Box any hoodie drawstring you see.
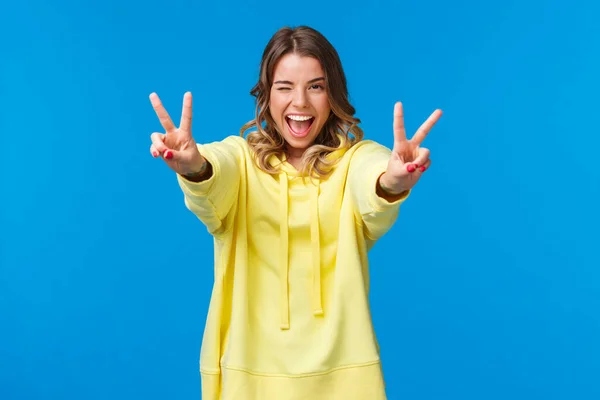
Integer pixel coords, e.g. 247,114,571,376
279,173,290,330
278,172,322,330
309,182,323,317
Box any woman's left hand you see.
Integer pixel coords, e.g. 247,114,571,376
379,102,443,194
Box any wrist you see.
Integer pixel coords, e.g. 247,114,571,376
182,157,211,182
378,172,407,196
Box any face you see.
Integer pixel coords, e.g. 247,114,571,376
269,53,331,158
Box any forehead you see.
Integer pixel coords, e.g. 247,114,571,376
273,53,324,81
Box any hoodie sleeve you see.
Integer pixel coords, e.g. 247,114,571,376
348,141,410,241
176,136,243,236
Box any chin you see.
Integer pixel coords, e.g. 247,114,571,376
284,132,317,150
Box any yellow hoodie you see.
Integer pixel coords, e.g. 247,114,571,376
176,135,409,400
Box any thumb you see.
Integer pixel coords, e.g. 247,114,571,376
162,148,177,160
162,148,189,162
390,150,419,174
162,140,198,162
164,146,206,174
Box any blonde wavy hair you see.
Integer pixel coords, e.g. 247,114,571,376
239,26,364,179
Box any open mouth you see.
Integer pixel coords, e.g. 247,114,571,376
286,115,315,138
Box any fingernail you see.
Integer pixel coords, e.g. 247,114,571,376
406,164,416,173
164,150,173,159
420,166,427,172
152,151,158,158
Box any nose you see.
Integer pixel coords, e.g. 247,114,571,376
292,87,309,108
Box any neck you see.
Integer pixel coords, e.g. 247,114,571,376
285,146,305,161
284,146,306,171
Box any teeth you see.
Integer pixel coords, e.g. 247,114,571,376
287,115,313,121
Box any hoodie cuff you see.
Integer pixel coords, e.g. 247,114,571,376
176,144,220,196
175,143,230,230
367,167,410,213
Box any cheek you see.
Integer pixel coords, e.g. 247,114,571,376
268,101,281,124
317,99,331,119
269,94,286,118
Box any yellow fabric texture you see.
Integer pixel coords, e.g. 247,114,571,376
176,135,409,400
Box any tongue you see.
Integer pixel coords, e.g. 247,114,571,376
289,119,311,133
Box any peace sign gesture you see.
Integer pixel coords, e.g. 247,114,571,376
379,102,443,194
149,92,205,176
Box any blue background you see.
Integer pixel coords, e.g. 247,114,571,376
1,0,599,398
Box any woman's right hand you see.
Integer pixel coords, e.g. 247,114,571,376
149,92,205,176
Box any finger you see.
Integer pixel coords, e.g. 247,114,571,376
419,158,431,172
411,109,442,145
413,147,431,168
393,102,407,144
149,92,176,133
150,132,169,154
408,158,431,177
179,92,193,135
150,144,160,158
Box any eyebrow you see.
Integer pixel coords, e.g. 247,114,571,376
273,77,325,85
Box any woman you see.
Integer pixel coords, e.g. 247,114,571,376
149,25,441,400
